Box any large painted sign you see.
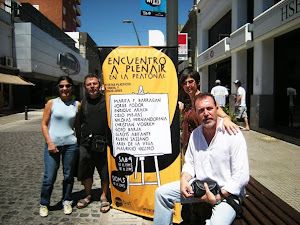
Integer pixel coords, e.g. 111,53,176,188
100,46,181,223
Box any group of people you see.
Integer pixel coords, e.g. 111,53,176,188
38,67,250,225
39,74,111,217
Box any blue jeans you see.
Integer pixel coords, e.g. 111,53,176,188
40,143,78,206
153,181,237,225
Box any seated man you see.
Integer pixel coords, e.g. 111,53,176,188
154,93,249,225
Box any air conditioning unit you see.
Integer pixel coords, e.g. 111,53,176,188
4,57,13,67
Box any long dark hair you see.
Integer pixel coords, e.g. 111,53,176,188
178,67,200,111
179,67,200,86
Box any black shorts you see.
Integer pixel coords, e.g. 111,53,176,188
77,145,109,182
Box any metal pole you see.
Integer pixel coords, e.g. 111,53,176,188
166,0,178,47
123,20,141,46
131,22,141,46
25,106,28,120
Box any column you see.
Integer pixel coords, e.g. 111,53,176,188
251,39,274,128
231,0,247,31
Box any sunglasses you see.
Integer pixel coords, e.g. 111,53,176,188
183,80,195,86
58,84,72,89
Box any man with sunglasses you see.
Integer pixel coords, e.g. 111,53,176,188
76,74,112,213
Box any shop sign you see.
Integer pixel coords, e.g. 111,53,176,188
281,0,300,21
178,33,188,61
57,53,80,75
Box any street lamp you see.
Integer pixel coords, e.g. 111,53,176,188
123,20,141,46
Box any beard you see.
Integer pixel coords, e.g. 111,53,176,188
202,118,216,129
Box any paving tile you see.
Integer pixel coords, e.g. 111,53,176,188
0,109,299,225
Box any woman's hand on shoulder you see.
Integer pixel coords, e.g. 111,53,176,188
222,116,239,135
178,101,184,113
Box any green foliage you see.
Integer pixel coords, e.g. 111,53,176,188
222,104,239,125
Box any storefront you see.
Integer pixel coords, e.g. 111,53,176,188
14,22,88,105
196,0,300,142
251,0,300,138
0,73,35,110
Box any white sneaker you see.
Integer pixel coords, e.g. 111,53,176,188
39,205,48,217
64,204,73,215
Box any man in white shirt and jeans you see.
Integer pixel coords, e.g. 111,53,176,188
211,79,229,108
153,92,249,225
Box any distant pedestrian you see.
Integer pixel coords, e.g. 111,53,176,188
76,74,112,213
287,86,297,127
210,79,229,108
233,80,250,131
39,76,81,217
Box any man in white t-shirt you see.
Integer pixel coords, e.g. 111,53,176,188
233,80,250,131
211,79,229,107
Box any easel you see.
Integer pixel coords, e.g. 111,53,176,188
124,86,162,194
126,155,161,195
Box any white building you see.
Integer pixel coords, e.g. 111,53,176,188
195,0,300,141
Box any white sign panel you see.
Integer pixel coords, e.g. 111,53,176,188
110,93,172,157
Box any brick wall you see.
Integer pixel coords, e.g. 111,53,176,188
18,0,79,31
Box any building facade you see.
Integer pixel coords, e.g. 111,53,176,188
194,0,300,142
0,1,88,110
17,0,81,31
66,32,102,78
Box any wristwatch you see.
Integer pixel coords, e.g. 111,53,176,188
215,195,222,205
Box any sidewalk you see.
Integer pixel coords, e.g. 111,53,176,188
0,109,299,225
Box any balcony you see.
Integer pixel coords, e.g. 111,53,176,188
76,4,81,16
198,37,231,68
76,17,81,27
230,23,253,53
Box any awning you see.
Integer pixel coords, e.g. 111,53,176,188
0,73,35,86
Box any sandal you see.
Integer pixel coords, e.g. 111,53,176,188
100,197,110,213
77,196,92,209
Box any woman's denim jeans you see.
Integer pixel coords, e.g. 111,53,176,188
40,143,78,206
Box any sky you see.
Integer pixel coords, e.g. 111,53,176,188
79,0,194,46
